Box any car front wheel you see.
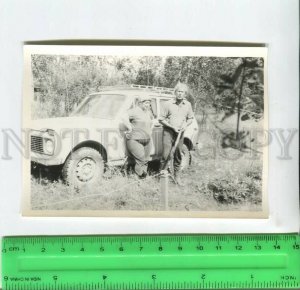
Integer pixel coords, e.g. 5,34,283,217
62,147,105,187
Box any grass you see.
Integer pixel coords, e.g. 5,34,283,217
31,113,264,213
31,147,263,212
31,172,161,211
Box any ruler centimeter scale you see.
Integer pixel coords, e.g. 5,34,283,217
2,234,300,290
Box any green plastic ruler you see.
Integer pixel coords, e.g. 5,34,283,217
2,234,300,290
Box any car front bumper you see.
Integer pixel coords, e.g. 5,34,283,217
31,154,64,166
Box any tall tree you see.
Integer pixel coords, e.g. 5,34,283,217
215,57,264,140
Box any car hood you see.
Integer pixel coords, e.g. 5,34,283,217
30,117,120,132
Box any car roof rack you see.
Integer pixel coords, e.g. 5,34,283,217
130,84,174,94
90,84,175,96
97,85,131,91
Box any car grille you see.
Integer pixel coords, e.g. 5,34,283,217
31,135,43,153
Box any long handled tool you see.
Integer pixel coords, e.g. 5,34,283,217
162,130,184,173
159,128,184,209
159,122,186,208
161,121,186,173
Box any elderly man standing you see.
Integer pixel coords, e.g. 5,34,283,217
159,83,194,185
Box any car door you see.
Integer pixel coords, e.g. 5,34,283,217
150,97,163,158
117,96,136,163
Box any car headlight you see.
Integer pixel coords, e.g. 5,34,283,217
44,138,54,155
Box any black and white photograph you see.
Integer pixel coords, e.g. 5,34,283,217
23,45,268,217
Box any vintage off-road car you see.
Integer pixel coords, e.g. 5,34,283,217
30,85,199,186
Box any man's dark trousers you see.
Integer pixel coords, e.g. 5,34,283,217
162,128,184,172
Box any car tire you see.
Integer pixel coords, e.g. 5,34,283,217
62,147,105,187
180,144,191,171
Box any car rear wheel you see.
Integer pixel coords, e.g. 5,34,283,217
180,144,191,171
62,147,105,187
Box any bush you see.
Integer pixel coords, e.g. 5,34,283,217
208,166,262,204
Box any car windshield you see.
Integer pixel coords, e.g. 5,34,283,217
72,94,127,119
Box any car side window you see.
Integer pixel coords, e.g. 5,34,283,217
159,99,170,117
133,96,140,107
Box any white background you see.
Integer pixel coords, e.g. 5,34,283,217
0,0,299,246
